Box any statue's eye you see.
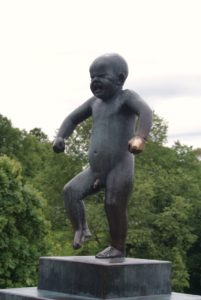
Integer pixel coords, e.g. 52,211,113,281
98,74,106,78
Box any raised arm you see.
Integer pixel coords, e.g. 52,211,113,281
53,97,94,153
125,90,153,154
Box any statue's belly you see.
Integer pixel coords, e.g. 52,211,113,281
88,137,128,174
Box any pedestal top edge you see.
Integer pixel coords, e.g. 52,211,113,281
39,256,171,266
0,289,201,300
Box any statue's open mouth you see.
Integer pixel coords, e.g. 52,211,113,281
92,82,103,93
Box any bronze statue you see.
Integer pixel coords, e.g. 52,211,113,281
53,53,152,258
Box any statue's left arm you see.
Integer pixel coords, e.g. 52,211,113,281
125,90,153,154
53,97,94,153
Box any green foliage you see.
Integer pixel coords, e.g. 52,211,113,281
33,119,93,230
0,115,51,179
1,113,201,294
66,118,92,162
126,137,201,292
33,151,83,229
0,156,51,288
149,112,168,144
0,115,23,159
29,128,48,142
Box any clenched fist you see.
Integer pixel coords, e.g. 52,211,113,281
53,137,65,153
128,136,145,154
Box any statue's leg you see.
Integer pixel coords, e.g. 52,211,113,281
96,156,134,258
63,168,102,249
78,201,92,242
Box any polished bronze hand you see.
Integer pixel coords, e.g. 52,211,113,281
128,136,145,154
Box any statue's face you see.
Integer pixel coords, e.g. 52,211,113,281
90,59,120,100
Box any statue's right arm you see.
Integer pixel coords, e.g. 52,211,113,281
53,97,94,153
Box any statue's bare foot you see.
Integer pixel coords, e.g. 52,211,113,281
81,228,92,243
95,246,125,259
73,230,83,249
73,228,92,249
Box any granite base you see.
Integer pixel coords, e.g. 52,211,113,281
38,256,171,298
3,256,200,300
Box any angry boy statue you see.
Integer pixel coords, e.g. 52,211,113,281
53,53,152,259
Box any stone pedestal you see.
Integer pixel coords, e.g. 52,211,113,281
1,288,201,300
38,256,171,298
0,256,200,300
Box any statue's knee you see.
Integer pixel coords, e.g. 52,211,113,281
63,184,73,201
105,199,118,209
63,185,75,211
105,197,127,214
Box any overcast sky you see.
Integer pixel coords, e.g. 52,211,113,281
0,0,200,148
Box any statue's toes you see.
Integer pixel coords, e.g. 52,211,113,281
73,230,83,249
81,228,92,243
95,246,125,259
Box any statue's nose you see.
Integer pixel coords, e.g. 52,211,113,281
92,76,101,83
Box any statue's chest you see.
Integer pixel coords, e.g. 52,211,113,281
92,98,123,120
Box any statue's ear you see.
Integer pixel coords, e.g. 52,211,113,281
118,73,125,85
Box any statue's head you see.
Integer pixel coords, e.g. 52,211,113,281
89,53,129,100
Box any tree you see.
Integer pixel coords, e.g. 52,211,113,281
126,137,201,292
29,128,48,143
0,115,51,180
0,156,51,288
149,112,168,145
0,115,23,159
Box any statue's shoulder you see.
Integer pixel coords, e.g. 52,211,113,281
84,96,98,108
122,89,145,106
121,89,138,105
123,89,140,99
